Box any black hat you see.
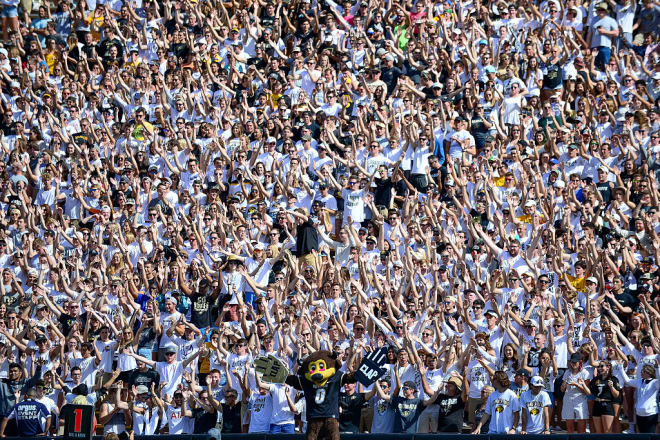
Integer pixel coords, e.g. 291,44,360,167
515,369,530,379
73,384,89,396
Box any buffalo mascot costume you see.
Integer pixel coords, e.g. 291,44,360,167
255,350,357,440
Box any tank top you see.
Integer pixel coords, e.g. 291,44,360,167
103,402,126,434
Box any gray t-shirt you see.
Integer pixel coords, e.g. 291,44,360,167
591,15,618,48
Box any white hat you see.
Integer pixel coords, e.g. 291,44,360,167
164,295,178,305
530,376,544,387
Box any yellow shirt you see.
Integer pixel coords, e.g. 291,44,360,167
132,121,154,141
198,341,215,374
45,52,60,75
87,14,106,42
516,214,546,224
565,273,586,291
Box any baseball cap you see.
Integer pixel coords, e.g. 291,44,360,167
530,376,544,387
402,380,417,390
484,310,498,319
136,385,150,395
516,369,530,379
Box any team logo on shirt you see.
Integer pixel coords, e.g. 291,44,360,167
527,400,542,416
493,397,510,413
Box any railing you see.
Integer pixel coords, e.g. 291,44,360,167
6,434,660,440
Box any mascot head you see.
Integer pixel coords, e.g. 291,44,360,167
299,350,341,387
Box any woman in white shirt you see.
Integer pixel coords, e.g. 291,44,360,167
501,82,527,127
617,363,660,433
560,352,591,433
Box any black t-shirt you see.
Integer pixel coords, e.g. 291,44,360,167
589,376,621,401
289,372,344,420
381,66,403,94
607,290,638,311
295,220,319,257
596,182,613,204
221,403,242,433
192,407,217,434
374,178,395,207
338,391,365,433
59,312,87,336
436,393,465,433
470,115,490,146
391,395,424,433
542,61,563,89
122,368,160,390
60,403,94,436
189,291,213,328
295,30,315,47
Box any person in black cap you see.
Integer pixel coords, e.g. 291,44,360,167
560,352,591,433
512,369,530,398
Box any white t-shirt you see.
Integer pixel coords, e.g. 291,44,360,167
166,406,192,434
155,361,184,397
248,393,273,432
341,188,366,223
520,389,551,433
562,368,591,401
486,388,521,433
467,359,493,398
96,340,117,372
228,352,253,398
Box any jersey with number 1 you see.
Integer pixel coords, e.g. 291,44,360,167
291,372,344,420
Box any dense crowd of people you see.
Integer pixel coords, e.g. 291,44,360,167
0,0,659,436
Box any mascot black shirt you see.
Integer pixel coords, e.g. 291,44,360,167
294,372,344,420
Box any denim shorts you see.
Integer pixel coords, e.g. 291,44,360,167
1,6,18,18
